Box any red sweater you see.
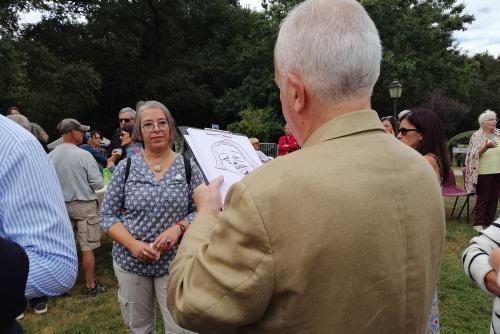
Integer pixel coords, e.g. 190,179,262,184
278,135,300,156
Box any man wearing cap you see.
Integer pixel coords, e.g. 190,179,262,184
49,118,106,297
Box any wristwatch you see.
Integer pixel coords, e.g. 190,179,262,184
176,223,186,235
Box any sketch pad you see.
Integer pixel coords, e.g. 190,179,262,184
179,126,262,205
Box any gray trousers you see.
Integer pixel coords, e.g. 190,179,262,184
113,261,194,334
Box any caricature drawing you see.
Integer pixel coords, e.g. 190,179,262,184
211,139,259,176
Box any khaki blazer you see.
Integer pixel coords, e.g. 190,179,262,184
167,110,445,334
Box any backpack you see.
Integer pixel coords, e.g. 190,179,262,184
120,153,192,211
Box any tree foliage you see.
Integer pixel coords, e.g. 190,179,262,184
227,107,283,142
1,0,500,141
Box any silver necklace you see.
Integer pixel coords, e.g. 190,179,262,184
143,153,171,172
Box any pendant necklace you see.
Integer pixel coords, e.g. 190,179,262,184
143,153,171,173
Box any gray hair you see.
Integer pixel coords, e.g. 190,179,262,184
398,110,412,121
478,109,497,126
7,114,31,130
132,100,176,145
30,123,49,143
274,0,381,104
119,107,136,118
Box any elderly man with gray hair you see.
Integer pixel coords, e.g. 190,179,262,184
106,106,136,158
166,0,445,333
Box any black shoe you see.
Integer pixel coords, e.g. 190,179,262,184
29,296,48,314
85,282,107,297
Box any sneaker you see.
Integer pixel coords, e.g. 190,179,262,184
473,225,484,232
85,282,107,297
15,313,24,321
29,296,48,314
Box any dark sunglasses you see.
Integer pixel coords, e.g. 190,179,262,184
119,132,129,138
119,118,131,123
398,127,418,135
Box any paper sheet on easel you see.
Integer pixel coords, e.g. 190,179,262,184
181,127,262,204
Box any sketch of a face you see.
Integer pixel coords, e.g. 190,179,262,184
211,139,258,176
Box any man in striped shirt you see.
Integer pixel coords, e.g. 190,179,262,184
0,115,78,316
463,219,500,334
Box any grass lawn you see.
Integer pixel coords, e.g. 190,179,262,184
21,179,495,333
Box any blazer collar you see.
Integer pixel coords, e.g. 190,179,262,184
303,110,386,148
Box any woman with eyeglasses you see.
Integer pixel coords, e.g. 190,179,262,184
380,116,398,136
119,123,143,159
105,124,142,168
465,110,500,231
397,108,450,334
106,107,136,158
100,100,203,333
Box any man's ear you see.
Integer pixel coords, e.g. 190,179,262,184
286,73,306,114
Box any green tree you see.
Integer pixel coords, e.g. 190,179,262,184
227,107,283,142
361,0,474,116
11,40,101,136
4,0,499,141
0,37,24,109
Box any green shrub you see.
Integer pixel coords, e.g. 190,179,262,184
447,130,475,149
447,130,475,166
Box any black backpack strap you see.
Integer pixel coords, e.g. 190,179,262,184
182,153,191,185
124,157,131,182
121,158,131,211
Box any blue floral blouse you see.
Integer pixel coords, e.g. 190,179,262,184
100,153,204,277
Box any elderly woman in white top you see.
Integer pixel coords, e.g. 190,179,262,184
465,109,500,230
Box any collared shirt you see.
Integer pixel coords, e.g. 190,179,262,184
0,116,78,298
49,143,104,202
100,153,204,277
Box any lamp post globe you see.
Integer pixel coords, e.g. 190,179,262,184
389,80,403,118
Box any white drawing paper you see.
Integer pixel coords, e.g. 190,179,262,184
184,127,262,204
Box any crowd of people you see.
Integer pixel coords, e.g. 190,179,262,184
1,0,500,333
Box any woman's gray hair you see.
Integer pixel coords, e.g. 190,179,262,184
478,109,497,126
7,114,31,131
119,107,136,118
132,100,176,146
274,0,381,104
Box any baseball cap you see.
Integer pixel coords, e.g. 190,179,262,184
57,118,90,135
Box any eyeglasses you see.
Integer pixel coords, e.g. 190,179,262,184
381,116,395,121
398,127,418,136
142,120,169,132
119,118,132,123
119,132,129,138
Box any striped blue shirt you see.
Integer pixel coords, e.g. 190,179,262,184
0,115,78,298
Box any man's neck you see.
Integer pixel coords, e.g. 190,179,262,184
62,134,79,145
297,97,371,144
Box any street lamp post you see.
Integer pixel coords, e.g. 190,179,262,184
388,80,403,118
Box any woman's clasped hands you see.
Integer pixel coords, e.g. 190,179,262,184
130,240,161,263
